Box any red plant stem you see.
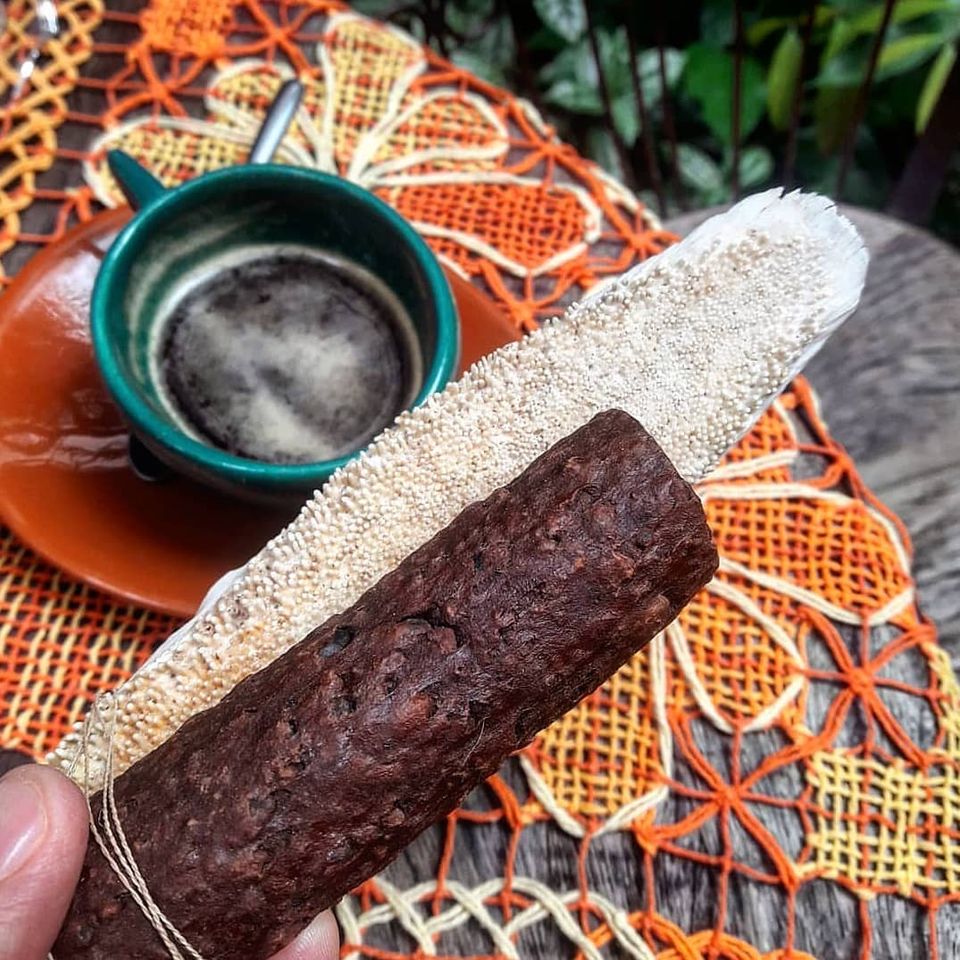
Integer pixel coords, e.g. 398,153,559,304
625,11,666,215
585,0,635,187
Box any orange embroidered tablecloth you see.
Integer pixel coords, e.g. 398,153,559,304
0,3,955,959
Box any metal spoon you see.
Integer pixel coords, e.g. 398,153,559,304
2,0,60,109
248,78,305,164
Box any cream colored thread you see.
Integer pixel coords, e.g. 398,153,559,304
312,42,337,171
202,59,332,173
67,697,206,960
520,632,674,838
335,899,363,960
375,878,437,955
667,619,734,734
82,36,533,269
705,449,797,481
411,220,589,278
701,480,911,575
426,881,520,958
518,754,586,838
515,96,552,138
772,398,797,442
719,555,913,628
354,90,507,184
649,633,674,781
342,878,622,959
502,881,604,960
376,170,603,239
336,877,671,959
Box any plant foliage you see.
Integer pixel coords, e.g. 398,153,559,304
353,0,960,236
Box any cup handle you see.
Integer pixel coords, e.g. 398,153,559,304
128,435,173,483
107,149,166,211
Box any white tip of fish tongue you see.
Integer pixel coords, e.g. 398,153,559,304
572,187,868,481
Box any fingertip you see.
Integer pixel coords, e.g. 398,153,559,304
9,764,89,871
0,764,88,960
270,911,340,960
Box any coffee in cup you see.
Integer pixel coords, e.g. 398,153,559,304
152,244,423,465
91,161,459,502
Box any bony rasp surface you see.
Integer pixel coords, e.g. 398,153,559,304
49,188,868,787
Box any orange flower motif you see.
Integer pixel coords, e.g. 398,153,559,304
82,11,642,312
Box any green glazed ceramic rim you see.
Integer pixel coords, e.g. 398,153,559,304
91,165,459,492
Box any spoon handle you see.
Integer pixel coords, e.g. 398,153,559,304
247,78,304,165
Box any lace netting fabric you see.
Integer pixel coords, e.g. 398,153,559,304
0,2,956,957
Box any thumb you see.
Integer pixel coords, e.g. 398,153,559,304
0,764,89,960
269,912,340,960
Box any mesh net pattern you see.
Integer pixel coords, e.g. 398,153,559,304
0,3,956,957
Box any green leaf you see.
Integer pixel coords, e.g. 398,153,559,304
532,0,586,43
543,78,604,114
877,32,947,79
682,44,767,144
738,145,775,187
916,41,957,129
463,15,514,69
527,26,566,52
539,27,634,99
767,28,804,130
748,16,794,45
444,0,495,36
849,0,957,34
596,26,632,98
351,0,403,16
586,127,623,178
408,17,426,42
817,27,871,86
538,38,595,85
824,0,877,13
611,92,639,146
748,7,834,45
700,0,734,47
636,48,685,104
823,17,860,62
450,49,508,87
819,1,960,86
814,83,858,152
677,143,725,195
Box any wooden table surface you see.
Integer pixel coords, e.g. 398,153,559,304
387,206,960,960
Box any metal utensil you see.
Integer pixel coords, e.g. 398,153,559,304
247,78,304,164
2,0,61,108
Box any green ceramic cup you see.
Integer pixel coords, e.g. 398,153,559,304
91,152,459,503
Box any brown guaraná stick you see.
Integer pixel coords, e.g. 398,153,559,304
55,409,718,960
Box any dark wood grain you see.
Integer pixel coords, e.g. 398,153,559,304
383,205,960,958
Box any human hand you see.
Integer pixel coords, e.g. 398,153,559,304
0,763,339,960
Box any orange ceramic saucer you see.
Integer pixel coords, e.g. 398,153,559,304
0,208,519,617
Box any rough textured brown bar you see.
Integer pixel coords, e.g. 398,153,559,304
55,410,718,960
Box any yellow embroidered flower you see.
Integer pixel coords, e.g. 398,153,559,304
84,11,614,294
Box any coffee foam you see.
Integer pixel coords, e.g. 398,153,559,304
150,244,422,464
